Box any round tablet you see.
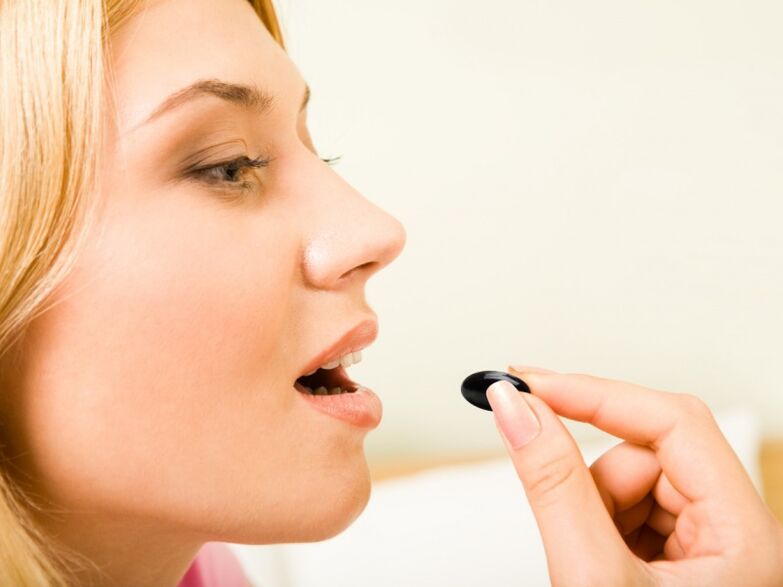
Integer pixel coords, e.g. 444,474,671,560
461,370,530,411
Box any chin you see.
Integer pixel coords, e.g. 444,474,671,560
299,460,373,543
218,454,373,545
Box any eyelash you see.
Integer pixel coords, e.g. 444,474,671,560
189,154,342,194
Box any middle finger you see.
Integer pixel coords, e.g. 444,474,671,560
590,440,661,516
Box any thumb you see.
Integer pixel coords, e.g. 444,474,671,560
487,380,633,585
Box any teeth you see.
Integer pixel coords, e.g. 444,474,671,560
298,385,348,396
316,349,364,372
298,349,366,381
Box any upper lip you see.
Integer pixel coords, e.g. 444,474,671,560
297,317,379,379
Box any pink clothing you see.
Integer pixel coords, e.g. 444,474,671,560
178,543,252,587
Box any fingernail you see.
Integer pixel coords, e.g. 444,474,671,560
508,364,558,374
486,380,541,449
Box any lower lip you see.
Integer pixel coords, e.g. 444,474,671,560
294,384,383,429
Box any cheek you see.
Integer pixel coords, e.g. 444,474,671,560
18,199,297,511
83,201,292,397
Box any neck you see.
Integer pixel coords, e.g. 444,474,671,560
37,510,203,587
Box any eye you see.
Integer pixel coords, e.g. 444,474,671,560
187,155,270,193
322,155,342,167
186,152,341,197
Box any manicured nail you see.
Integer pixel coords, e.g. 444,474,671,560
486,380,541,449
508,364,558,374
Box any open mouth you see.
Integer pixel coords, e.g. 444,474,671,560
295,320,376,397
295,365,359,395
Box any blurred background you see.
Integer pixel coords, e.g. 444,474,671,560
280,0,783,460
232,1,783,584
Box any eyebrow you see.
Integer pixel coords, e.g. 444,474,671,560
131,78,311,131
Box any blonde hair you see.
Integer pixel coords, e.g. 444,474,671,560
0,1,283,583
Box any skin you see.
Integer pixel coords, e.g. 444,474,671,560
488,366,783,586
3,1,775,585
0,0,405,585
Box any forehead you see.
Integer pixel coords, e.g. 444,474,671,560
107,0,297,135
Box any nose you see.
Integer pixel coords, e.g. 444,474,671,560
301,166,406,290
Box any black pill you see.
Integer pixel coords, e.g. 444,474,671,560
461,370,530,411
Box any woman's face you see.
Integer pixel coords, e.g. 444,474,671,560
2,0,405,545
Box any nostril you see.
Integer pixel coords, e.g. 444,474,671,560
340,260,377,281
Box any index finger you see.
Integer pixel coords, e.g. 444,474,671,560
508,367,755,503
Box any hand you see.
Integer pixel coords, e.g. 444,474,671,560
486,365,783,586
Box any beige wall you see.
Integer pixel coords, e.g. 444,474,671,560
280,0,783,460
